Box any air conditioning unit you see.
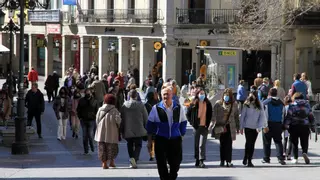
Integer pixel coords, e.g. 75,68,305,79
177,15,189,24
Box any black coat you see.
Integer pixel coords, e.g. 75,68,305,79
25,89,45,113
76,97,98,121
187,100,213,129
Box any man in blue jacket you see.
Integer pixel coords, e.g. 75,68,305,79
290,73,308,99
146,87,187,180
262,88,286,165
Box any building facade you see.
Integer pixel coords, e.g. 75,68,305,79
0,0,253,88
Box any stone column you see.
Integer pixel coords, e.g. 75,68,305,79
28,34,37,72
80,36,85,75
139,38,152,88
162,38,176,82
271,45,277,81
62,35,72,79
45,35,54,78
98,36,109,79
118,37,129,73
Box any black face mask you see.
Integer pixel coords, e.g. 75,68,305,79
85,94,91,99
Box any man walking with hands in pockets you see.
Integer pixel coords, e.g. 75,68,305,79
146,87,187,180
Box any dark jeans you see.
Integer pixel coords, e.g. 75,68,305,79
263,121,284,161
126,137,143,161
81,120,95,153
219,124,232,162
289,125,310,159
54,88,58,98
283,135,293,156
46,90,53,102
27,111,41,135
155,136,182,180
244,128,258,161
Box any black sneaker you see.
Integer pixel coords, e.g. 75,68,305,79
247,161,254,167
72,132,75,138
199,160,206,168
302,153,310,164
91,147,94,152
220,161,225,167
83,152,89,155
279,160,286,165
226,162,233,167
149,157,154,161
38,135,43,139
243,158,248,166
75,135,79,139
261,159,270,163
195,159,200,167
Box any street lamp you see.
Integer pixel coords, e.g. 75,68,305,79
54,39,60,47
0,9,20,108
110,42,116,51
195,45,200,54
72,39,78,49
131,44,136,52
0,0,51,155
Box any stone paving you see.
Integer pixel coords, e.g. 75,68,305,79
0,77,320,180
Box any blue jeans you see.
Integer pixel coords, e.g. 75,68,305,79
81,120,95,153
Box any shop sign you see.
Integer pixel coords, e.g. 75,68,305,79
218,51,236,56
154,42,162,50
46,24,61,34
36,39,46,47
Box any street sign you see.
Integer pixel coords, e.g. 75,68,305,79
63,0,77,5
218,50,236,56
46,24,61,34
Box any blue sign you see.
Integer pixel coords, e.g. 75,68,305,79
63,0,76,5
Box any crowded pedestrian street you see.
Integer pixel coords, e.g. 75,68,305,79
0,78,320,180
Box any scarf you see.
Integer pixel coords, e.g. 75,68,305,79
198,101,207,126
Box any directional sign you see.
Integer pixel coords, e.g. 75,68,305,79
63,0,76,5
218,51,236,56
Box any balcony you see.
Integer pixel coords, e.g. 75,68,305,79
71,9,162,25
292,10,320,26
176,8,240,25
28,10,61,23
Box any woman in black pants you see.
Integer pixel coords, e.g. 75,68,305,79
283,96,293,160
212,88,239,167
284,92,315,164
240,91,266,167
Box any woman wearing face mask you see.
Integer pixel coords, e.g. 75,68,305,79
212,88,239,167
187,89,212,168
53,87,71,141
240,91,266,167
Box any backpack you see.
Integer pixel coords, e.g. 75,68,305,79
258,84,269,101
293,106,309,119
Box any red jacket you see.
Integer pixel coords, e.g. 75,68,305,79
28,69,38,82
115,75,124,89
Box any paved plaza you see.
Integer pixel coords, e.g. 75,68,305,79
0,78,319,180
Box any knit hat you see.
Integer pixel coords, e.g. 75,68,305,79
104,94,116,105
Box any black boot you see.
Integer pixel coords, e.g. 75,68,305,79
220,161,225,167
199,160,206,168
243,156,248,166
195,159,200,167
247,160,254,167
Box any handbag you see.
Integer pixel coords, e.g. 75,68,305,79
213,102,233,135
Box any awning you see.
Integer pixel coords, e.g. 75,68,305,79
0,44,9,53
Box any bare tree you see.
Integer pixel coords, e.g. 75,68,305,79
229,0,320,50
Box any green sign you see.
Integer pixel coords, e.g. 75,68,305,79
218,51,237,56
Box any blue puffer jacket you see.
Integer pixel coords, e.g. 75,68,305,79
146,101,187,139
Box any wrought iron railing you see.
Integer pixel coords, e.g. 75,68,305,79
73,9,162,24
176,8,240,24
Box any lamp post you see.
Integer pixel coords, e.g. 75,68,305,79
0,0,50,155
0,10,20,100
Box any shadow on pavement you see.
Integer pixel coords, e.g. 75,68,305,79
0,177,235,180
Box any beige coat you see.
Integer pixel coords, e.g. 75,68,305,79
0,98,11,120
212,100,239,141
95,104,121,144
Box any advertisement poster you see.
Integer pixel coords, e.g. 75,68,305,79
227,65,235,89
63,0,76,5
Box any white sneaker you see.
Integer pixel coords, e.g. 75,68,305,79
302,153,310,164
129,158,137,169
291,159,298,164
